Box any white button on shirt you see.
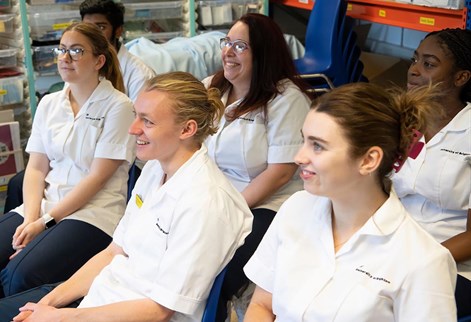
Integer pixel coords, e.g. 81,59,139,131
16,79,136,236
393,103,471,279
203,77,311,212
245,190,457,321
79,146,253,322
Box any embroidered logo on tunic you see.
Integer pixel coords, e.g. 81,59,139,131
156,218,169,235
237,116,254,122
85,114,105,121
355,266,390,284
440,148,470,156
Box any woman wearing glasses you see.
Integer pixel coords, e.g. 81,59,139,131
202,13,312,320
0,22,135,297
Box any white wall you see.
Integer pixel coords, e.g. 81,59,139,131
361,21,428,59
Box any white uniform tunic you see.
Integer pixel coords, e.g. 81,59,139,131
393,103,471,280
203,77,311,211
15,79,135,236
118,44,156,102
245,190,457,322
79,146,253,322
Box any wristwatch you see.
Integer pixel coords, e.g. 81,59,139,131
42,213,56,229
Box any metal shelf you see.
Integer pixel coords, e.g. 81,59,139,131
270,0,467,32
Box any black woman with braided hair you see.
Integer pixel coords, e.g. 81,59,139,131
393,28,471,319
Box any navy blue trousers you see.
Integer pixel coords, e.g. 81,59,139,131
3,170,24,214
216,207,276,321
0,212,111,298
0,282,82,321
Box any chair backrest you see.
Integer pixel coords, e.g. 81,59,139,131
304,0,348,60
202,267,228,322
127,162,141,202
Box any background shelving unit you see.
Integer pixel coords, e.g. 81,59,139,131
270,0,468,32
21,0,268,114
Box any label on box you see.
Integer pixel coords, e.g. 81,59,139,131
0,122,24,186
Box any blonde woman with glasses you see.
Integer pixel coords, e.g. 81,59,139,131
0,22,135,298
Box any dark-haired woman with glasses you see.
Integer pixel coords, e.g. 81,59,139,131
203,13,313,320
0,22,135,298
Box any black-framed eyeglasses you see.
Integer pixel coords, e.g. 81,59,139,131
219,37,250,54
52,47,86,61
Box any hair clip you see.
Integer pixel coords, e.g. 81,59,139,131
392,129,424,173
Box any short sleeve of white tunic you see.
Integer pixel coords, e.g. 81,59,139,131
118,45,156,103
244,191,457,322
203,77,311,211
392,103,471,278
79,146,253,322
21,80,136,236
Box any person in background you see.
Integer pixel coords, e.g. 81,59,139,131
392,28,471,318
0,71,253,322
80,0,156,102
0,22,135,298
244,82,457,321
2,0,156,215
202,13,313,320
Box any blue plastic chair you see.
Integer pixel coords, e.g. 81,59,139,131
296,0,367,90
202,267,228,322
294,0,348,88
459,316,471,322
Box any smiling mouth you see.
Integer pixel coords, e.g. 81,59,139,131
224,62,239,68
136,140,149,145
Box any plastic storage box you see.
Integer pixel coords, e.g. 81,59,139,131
28,0,82,4
0,0,11,10
29,8,80,41
0,46,17,69
32,45,57,74
0,14,16,34
124,1,183,21
0,76,24,106
124,30,184,43
197,0,259,27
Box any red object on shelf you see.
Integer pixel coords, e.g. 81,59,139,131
270,0,467,32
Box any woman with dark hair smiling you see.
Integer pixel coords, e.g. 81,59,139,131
203,13,312,320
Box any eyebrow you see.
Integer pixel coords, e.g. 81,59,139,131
59,43,86,48
300,130,328,144
413,50,441,62
306,135,328,144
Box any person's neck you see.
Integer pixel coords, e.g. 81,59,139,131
426,97,465,140
227,84,249,106
330,184,388,252
68,78,100,115
114,39,121,52
160,144,200,183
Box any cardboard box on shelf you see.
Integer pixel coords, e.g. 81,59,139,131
0,121,24,186
360,51,410,88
